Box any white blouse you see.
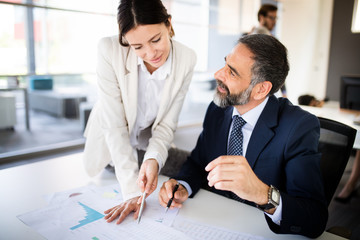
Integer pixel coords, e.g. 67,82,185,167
130,50,173,152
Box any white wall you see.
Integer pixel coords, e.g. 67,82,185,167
277,0,334,104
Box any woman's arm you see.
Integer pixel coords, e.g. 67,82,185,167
96,37,141,201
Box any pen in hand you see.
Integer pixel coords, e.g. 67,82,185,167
137,192,146,224
165,182,180,213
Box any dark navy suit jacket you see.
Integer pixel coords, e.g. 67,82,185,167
176,95,328,238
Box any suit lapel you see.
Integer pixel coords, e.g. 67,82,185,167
218,106,233,155
245,96,279,168
124,49,138,133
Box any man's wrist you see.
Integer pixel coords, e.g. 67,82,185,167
264,207,276,214
176,180,192,197
256,185,280,212
257,184,270,205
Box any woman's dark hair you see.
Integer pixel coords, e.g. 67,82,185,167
117,0,174,46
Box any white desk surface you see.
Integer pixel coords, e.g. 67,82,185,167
0,152,345,240
300,103,360,150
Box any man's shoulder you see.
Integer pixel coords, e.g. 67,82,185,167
277,97,319,125
206,101,230,116
251,26,271,35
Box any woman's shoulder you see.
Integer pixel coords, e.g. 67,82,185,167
172,40,197,63
98,35,116,49
97,35,132,64
97,35,130,54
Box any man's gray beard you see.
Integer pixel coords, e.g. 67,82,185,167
213,84,253,108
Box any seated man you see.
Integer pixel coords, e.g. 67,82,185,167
159,34,328,238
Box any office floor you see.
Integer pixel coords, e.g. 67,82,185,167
0,109,84,156
0,104,360,239
328,154,360,240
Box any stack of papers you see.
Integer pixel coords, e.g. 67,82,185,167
18,184,272,240
18,184,188,240
173,218,271,240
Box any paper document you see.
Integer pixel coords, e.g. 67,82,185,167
44,184,98,205
173,217,273,240
18,184,272,240
18,184,181,239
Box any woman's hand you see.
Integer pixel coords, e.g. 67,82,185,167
104,196,144,224
137,159,159,203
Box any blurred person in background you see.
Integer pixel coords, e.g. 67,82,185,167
250,4,286,98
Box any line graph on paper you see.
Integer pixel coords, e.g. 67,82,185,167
18,184,181,240
70,202,105,230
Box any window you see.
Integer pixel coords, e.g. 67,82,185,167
0,4,27,75
0,0,260,156
0,1,118,155
33,8,117,74
0,1,118,76
166,0,209,71
352,0,360,33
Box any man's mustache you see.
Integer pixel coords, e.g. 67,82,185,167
216,80,229,94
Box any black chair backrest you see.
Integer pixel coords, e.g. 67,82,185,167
340,75,360,110
318,117,356,206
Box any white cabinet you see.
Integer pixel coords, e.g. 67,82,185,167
0,93,16,129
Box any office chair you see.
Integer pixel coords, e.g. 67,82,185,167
318,117,356,239
340,76,360,110
318,117,356,205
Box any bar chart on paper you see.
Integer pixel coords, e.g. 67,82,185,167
70,202,104,230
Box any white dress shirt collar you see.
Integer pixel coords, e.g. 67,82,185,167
228,96,269,157
137,49,172,80
231,96,269,129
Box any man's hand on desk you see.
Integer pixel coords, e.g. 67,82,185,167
104,196,145,224
158,179,189,210
205,156,269,207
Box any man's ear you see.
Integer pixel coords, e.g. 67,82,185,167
259,15,266,25
253,81,272,100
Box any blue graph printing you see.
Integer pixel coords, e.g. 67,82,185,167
70,202,105,230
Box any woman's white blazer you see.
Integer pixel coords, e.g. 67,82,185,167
83,36,196,200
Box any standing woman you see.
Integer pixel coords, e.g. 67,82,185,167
83,0,196,223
